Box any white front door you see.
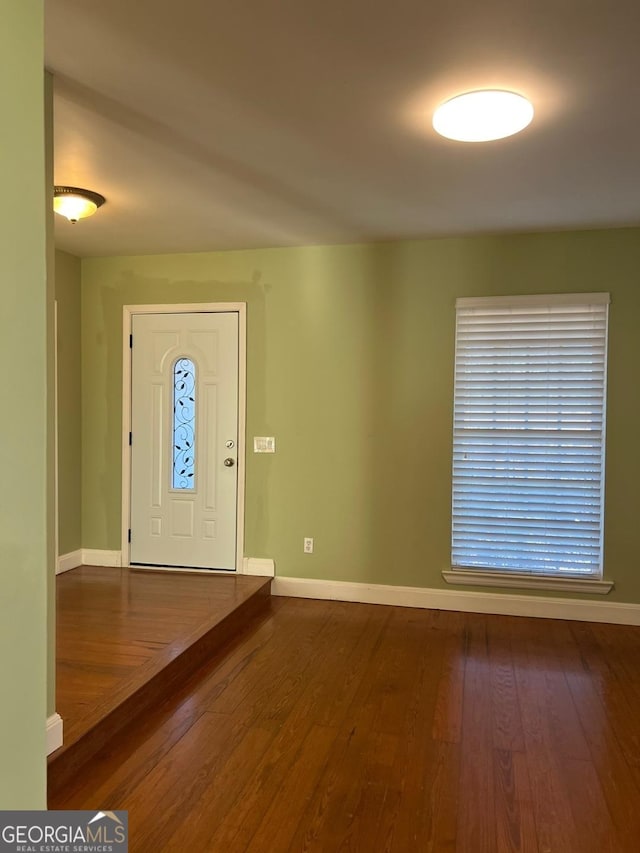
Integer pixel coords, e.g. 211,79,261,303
129,312,239,570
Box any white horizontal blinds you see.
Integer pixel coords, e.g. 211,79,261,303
452,293,609,577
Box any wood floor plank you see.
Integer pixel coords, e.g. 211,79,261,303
52,592,640,852
494,748,539,853
531,622,591,763
380,739,460,853
286,609,410,851
422,740,460,853
431,610,466,744
511,619,583,853
176,605,386,852
203,598,331,714
587,622,640,708
245,724,339,853
556,622,640,851
487,617,525,753
457,614,496,853
50,691,208,810
372,608,432,736
558,757,619,853
379,621,454,851
569,621,640,774
460,614,493,753
126,713,273,853
154,723,280,853
310,604,389,729
309,731,399,853
237,603,368,732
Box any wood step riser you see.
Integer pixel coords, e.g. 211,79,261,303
48,586,271,800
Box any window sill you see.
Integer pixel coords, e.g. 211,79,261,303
442,569,614,595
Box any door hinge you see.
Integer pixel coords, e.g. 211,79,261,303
128,529,132,543
129,333,133,348
129,431,132,446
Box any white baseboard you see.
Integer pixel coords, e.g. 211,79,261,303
125,557,274,576
81,553,272,574
81,549,122,567
242,557,275,577
56,549,83,574
56,549,121,572
130,565,235,575
46,713,63,756
271,576,640,626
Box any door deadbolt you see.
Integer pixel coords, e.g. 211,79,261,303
225,440,235,448
224,457,235,467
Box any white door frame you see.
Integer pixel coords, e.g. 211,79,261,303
121,303,247,573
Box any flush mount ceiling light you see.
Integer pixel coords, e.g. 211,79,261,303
53,186,106,223
433,90,534,142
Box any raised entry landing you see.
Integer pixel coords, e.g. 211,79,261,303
49,566,271,798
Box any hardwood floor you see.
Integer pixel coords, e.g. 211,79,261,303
50,597,640,852
50,567,271,794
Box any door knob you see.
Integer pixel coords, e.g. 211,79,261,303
224,457,235,467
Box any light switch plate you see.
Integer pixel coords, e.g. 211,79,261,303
254,436,276,453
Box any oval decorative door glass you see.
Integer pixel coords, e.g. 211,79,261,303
172,357,196,489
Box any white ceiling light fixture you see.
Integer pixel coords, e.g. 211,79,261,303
53,186,106,223
433,90,534,142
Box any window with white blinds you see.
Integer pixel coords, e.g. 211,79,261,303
452,293,609,578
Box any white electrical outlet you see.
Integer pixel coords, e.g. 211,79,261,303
303,537,314,554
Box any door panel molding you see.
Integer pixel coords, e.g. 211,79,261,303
121,303,247,572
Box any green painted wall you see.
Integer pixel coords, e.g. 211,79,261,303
56,249,82,555
0,0,47,808
81,227,640,603
45,70,57,722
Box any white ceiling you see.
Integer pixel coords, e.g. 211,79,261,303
46,0,640,258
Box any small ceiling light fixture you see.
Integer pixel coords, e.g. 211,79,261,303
433,90,534,142
53,186,106,223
